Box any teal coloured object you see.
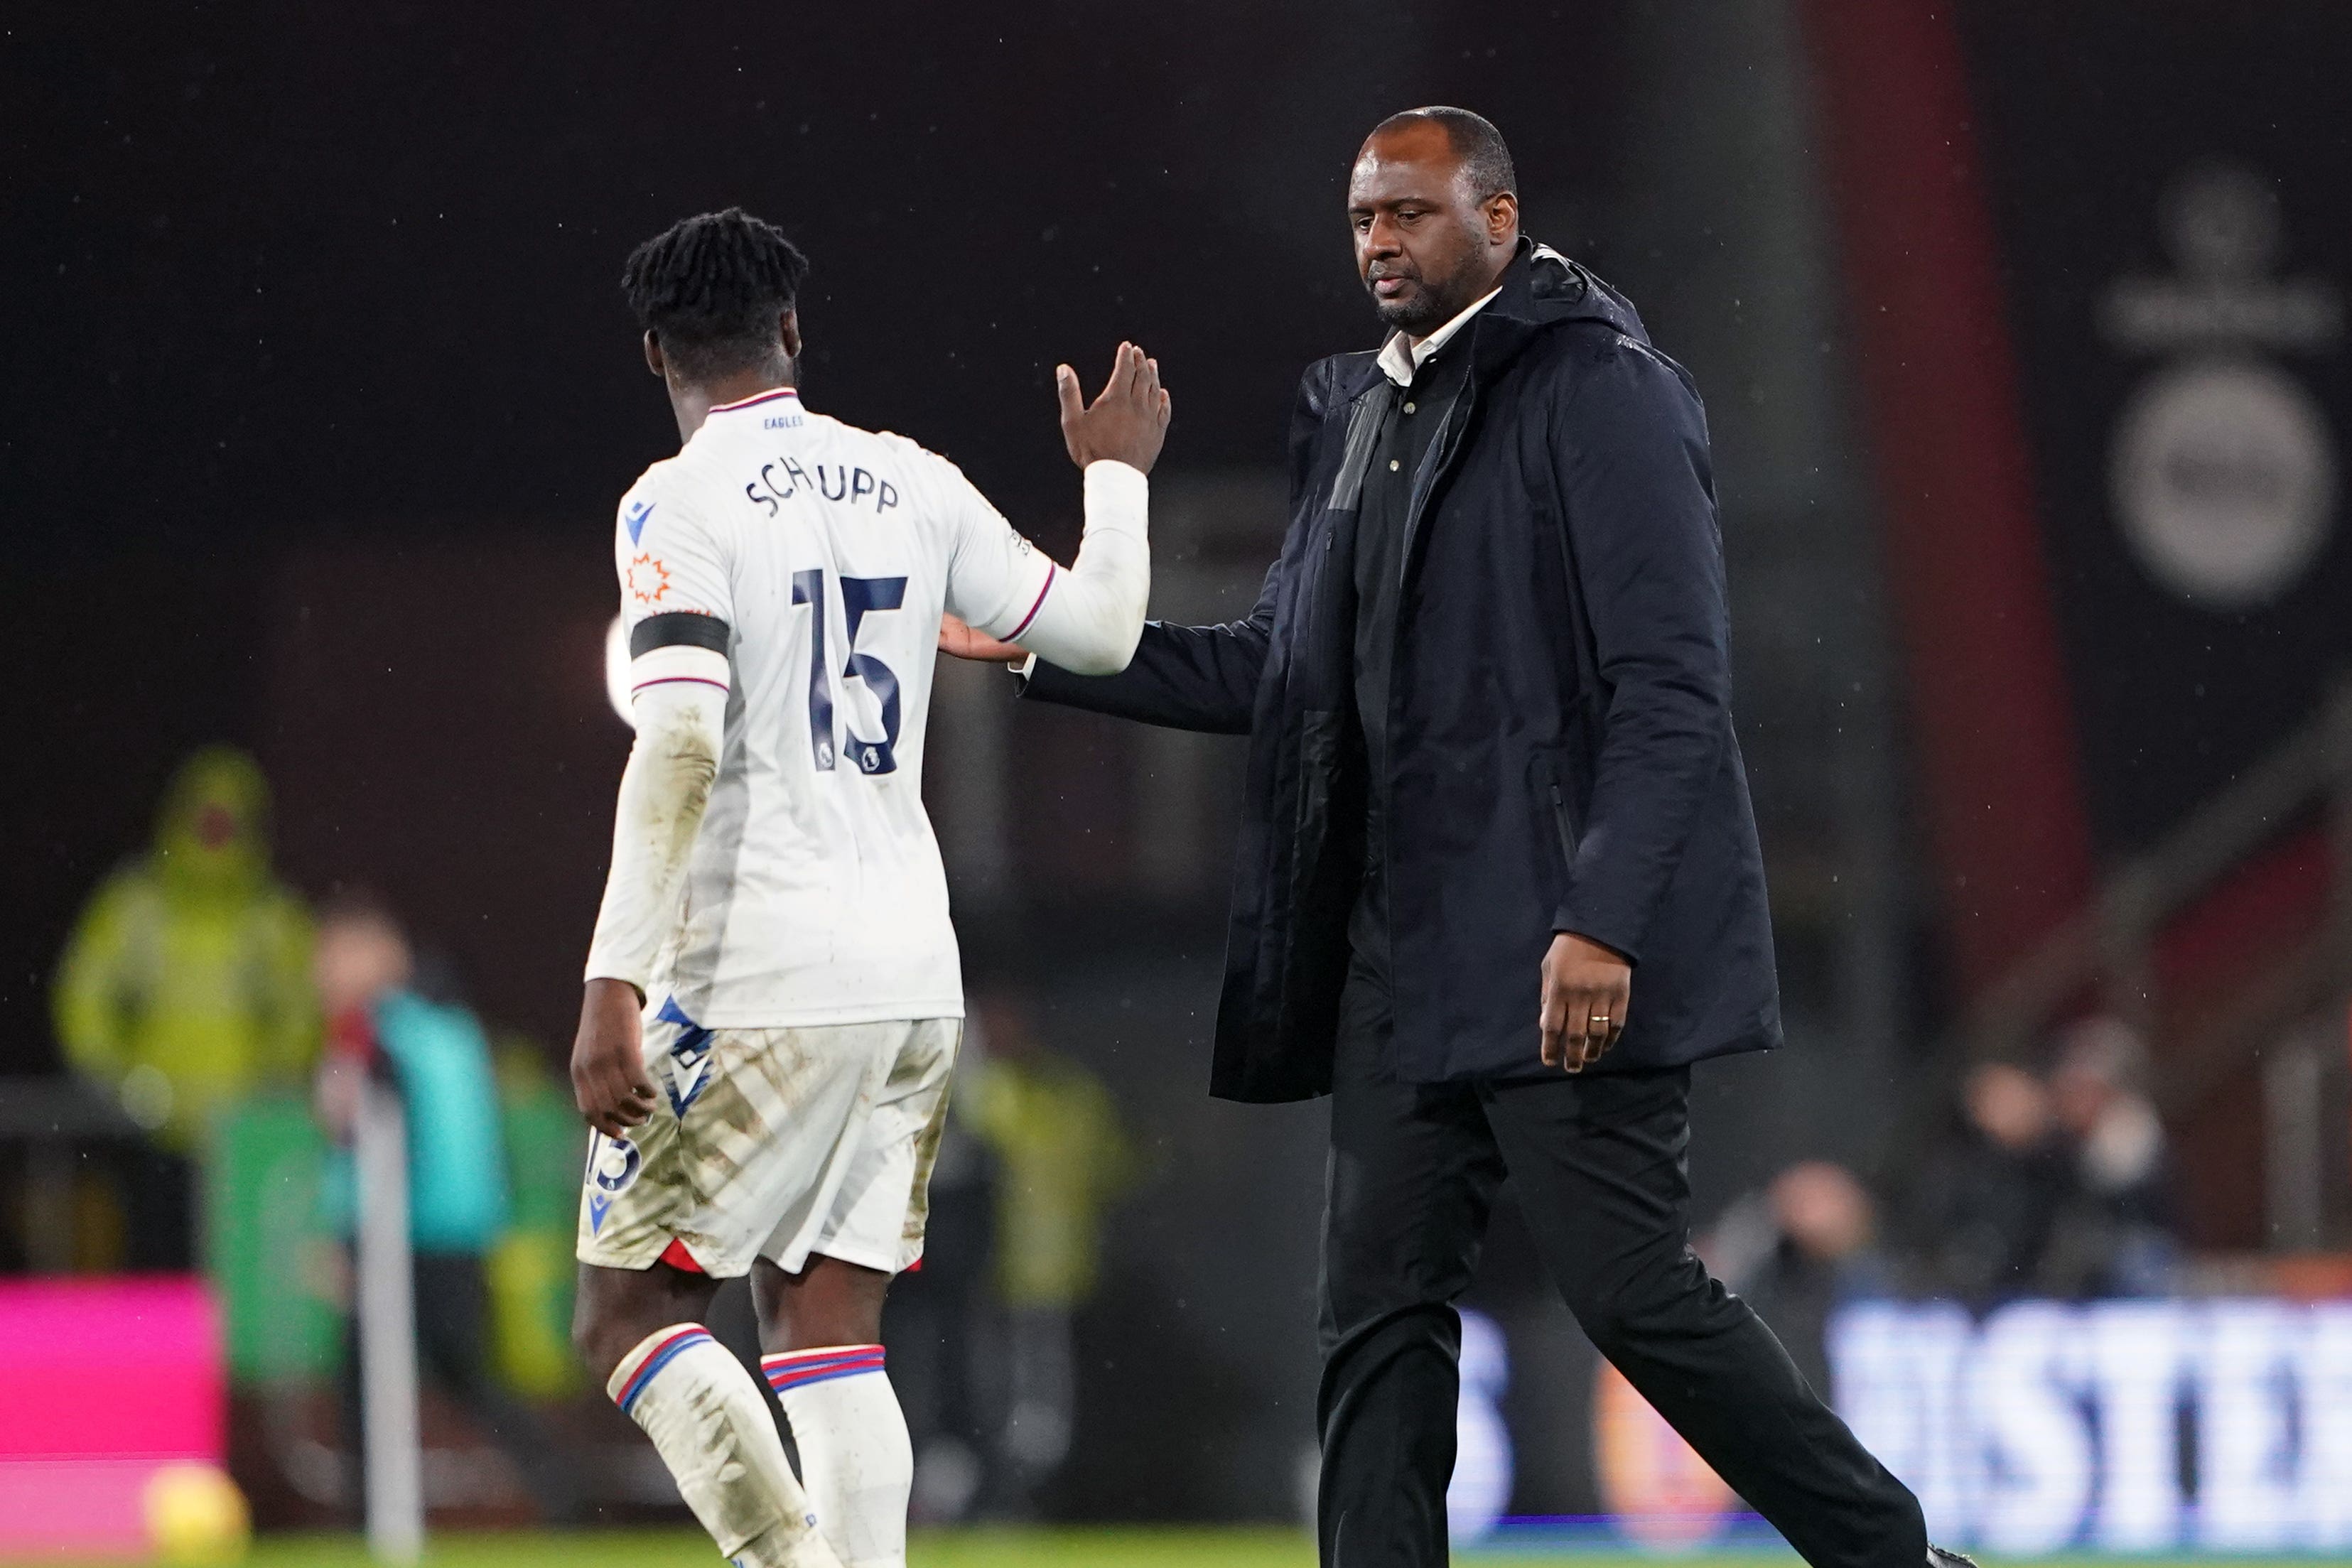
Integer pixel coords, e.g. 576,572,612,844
320,990,512,1253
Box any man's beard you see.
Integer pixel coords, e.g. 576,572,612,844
1371,279,1454,335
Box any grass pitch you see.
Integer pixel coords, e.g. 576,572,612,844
16,1528,2334,1567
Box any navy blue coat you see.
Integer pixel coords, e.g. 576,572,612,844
1027,240,1781,1101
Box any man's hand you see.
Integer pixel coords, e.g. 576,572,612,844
1539,931,1631,1074
938,612,1027,664
1057,342,1172,474
572,977,657,1137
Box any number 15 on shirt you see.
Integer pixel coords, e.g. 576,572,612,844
792,568,909,776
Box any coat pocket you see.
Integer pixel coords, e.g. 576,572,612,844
1273,708,1359,1044
1533,751,1581,891
1287,709,1347,905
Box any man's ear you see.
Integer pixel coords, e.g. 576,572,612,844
642,329,667,379
778,307,803,363
1487,191,1521,249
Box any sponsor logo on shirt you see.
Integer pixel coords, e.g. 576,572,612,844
585,1133,642,1235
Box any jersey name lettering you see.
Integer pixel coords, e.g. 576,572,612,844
745,458,900,517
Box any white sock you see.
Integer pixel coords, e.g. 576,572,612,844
763,1345,914,1568
609,1324,841,1568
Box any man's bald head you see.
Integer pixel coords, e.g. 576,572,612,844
1366,107,1517,203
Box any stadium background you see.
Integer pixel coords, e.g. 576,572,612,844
4,0,2350,1562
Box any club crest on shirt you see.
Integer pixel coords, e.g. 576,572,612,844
627,553,673,604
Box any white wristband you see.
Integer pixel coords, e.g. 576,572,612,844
1081,460,1149,535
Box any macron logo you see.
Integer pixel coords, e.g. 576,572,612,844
625,500,657,544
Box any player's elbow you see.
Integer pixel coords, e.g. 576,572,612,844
1057,614,1145,677
1026,573,1148,676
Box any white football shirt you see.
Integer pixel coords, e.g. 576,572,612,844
610,386,1062,1027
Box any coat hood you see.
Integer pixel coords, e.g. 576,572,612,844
1338,238,1651,404
1467,237,1653,377
153,745,275,899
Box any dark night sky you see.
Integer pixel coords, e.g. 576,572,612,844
4,1,1628,550
1,1,1631,1060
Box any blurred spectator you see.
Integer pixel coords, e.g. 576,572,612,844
311,895,579,1523
485,1037,590,1400
1919,1062,2071,1307
52,745,316,1269
966,991,1134,1514
1706,1162,1891,1393
2041,1016,2177,1297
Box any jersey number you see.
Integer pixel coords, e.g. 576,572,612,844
792,569,909,775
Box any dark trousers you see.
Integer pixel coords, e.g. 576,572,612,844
125,1145,198,1271
1316,968,1924,1568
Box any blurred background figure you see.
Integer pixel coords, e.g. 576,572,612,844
966,989,1135,1515
310,894,580,1524
50,745,317,1270
1919,1062,2069,1307
483,1035,593,1405
2042,1015,2178,1297
1706,1161,1889,1394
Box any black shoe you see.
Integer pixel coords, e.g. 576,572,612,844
1928,1549,1978,1568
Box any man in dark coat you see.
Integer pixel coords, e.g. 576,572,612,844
946,107,1937,1568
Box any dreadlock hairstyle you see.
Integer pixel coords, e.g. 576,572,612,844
621,207,811,384
1371,107,1517,203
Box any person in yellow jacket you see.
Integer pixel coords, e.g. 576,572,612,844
53,745,317,1267
964,990,1134,1510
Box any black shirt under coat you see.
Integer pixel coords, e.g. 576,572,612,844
1347,338,1471,983
1025,241,1781,1101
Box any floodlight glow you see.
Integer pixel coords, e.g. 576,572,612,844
605,615,634,728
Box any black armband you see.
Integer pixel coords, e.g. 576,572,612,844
630,612,731,659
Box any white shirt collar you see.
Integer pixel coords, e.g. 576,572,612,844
1376,286,1503,387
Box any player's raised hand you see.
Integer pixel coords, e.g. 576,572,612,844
573,977,659,1137
1057,342,1172,475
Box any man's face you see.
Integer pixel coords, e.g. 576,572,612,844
1349,123,1513,335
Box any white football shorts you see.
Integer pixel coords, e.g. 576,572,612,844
576,1008,961,1279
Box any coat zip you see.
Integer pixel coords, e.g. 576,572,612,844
1549,782,1579,864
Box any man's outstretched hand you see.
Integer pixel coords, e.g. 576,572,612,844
938,612,1027,664
1058,342,1171,473
572,977,657,1137
1539,931,1631,1074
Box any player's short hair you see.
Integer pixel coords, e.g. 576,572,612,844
1371,106,1517,203
622,207,811,384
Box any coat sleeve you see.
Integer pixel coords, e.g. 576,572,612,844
52,871,143,1083
1019,563,1279,734
1550,339,1732,963
1020,359,1337,735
